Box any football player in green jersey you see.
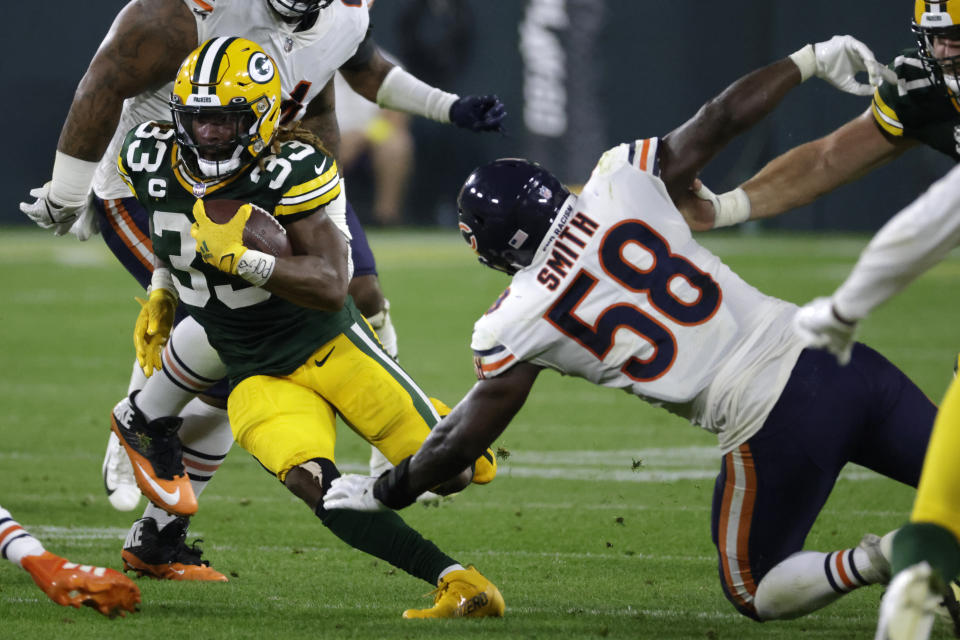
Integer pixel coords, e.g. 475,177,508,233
113,36,504,619
680,2,960,229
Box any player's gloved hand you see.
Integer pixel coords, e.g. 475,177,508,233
791,35,896,96
190,198,250,274
69,201,101,241
323,475,387,512
19,182,87,236
133,287,177,377
449,95,506,132
692,180,752,229
792,296,858,366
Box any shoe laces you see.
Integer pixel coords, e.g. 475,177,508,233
172,538,212,567
143,417,185,478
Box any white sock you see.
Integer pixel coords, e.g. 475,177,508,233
135,316,226,421
754,542,885,620
127,359,147,394
141,398,233,531
0,507,45,568
437,563,465,582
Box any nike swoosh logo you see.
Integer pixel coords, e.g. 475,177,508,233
103,470,117,496
314,159,327,175
315,346,335,367
135,462,181,506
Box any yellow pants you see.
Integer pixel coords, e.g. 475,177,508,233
912,374,960,541
227,321,440,481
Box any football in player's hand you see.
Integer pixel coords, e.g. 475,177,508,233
202,199,293,257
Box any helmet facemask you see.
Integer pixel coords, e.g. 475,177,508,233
171,98,268,179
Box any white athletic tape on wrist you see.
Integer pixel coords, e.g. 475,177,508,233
236,250,276,287
50,151,98,205
376,67,458,123
149,267,179,301
789,44,816,83
712,188,752,228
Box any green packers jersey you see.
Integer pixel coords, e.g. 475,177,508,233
872,48,960,161
117,120,362,385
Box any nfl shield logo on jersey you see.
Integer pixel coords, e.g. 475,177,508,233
193,182,207,198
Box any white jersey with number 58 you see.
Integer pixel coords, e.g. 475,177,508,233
471,139,805,452
93,0,370,199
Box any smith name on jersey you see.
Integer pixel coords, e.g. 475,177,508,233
471,139,807,453
873,48,960,160
94,0,370,199
117,120,362,385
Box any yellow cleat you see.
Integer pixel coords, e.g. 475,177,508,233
403,566,505,619
472,449,497,485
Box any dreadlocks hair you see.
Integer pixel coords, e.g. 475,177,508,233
271,121,333,158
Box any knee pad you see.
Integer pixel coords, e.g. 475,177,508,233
282,458,340,514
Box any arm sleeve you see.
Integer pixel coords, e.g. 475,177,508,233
832,163,960,320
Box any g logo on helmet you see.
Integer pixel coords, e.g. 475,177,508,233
248,52,275,84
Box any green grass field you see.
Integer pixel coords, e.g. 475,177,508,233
1,227,958,639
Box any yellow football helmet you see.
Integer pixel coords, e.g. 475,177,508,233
169,37,281,179
913,0,960,96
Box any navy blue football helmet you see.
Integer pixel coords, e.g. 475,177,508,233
457,159,571,274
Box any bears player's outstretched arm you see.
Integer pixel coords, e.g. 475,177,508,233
375,362,543,510
658,58,804,205
59,0,197,161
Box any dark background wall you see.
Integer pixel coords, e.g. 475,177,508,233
5,1,950,231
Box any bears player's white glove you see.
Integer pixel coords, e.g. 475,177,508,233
69,205,101,241
792,297,858,366
323,475,387,512
790,35,896,96
19,182,89,236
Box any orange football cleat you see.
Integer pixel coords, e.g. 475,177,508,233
22,551,140,617
110,393,197,517
121,517,227,582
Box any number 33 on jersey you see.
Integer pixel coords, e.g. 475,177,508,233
470,138,805,451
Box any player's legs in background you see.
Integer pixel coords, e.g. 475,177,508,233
712,345,934,621
344,201,402,477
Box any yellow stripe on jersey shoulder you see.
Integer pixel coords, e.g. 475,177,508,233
275,162,342,217
117,152,137,197
871,90,904,137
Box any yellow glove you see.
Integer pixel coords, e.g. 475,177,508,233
190,198,250,274
133,287,177,377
